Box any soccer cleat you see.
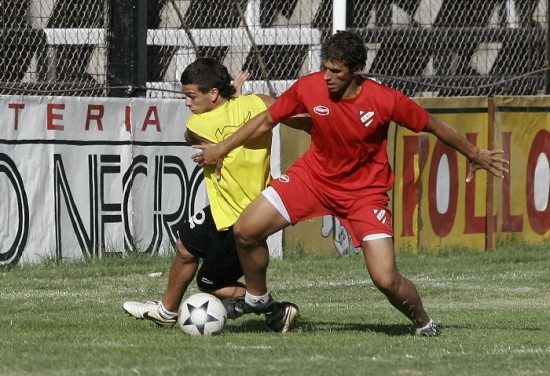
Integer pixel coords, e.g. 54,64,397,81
123,300,177,328
222,296,276,320
414,320,443,337
265,302,300,333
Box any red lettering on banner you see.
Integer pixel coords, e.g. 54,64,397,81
501,132,523,232
401,135,428,236
125,106,131,132
464,133,486,234
526,130,550,235
47,103,65,130
8,103,25,130
85,105,105,131
428,140,458,237
141,106,160,132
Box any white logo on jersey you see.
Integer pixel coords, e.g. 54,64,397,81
360,110,375,127
313,105,330,116
188,210,206,229
201,277,214,285
373,209,387,224
279,174,290,183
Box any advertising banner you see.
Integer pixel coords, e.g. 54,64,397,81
493,96,550,244
394,97,491,251
0,95,282,266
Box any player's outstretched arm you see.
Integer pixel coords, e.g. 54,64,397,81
256,94,312,134
193,110,276,179
232,70,251,96
423,114,509,182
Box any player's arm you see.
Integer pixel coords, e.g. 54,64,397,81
423,114,509,182
184,129,211,145
194,110,276,179
256,94,312,134
232,70,251,96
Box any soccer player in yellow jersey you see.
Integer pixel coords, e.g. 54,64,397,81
123,58,310,333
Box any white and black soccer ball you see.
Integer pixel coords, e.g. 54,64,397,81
178,293,227,336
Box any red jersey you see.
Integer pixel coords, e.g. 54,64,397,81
269,71,429,202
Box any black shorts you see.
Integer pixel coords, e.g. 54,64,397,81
177,206,243,291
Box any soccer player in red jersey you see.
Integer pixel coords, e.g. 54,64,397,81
195,31,509,336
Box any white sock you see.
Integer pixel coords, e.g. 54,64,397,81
417,319,433,330
244,291,272,307
159,301,178,318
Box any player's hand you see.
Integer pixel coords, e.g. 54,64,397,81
232,70,251,96
191,148,205,167
466,149,509,183
192,144,225,180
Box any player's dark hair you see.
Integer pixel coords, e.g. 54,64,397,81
321,30,367,70
180,57,236,99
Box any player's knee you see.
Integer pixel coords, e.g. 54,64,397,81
175,239,193,259
371,273,401,295
233,221,257,248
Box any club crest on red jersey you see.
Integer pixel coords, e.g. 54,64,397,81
360,110,375,127
373,209,388,225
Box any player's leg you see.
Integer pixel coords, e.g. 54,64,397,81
122,238,196,327
161,238,199,312
123,207,208,327
361,237,429,325
228,170,322,327
233,191,290,297
197,210,299,332
361,237,442,336
226,189,300,331
343,201,442,336
203,281,246,300
194,225,246,300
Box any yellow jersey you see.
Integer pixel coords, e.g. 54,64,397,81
186,94,271,230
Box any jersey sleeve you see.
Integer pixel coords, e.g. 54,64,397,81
268,81,307,123
186,115,215,142
391,89,429,133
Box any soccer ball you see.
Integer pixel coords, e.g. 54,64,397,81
178,293,227,336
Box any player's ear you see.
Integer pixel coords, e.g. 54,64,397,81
210,88,219,101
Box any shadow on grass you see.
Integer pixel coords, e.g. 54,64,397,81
226,318,413,336
301,321,413,336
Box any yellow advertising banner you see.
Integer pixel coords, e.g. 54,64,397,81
493,96,550,244
394,97,491,251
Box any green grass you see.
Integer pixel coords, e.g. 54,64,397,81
1,243,550,376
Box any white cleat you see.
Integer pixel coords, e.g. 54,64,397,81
123,300,177,328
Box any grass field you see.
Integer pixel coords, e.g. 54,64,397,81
1,242,550,376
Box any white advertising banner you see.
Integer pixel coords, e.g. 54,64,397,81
0,95,281,266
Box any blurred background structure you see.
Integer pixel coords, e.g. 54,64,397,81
1,0,548,98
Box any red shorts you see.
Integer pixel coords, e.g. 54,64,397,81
269,164,393,247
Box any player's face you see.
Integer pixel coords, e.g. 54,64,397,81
182,84,217,114
321,59,356,95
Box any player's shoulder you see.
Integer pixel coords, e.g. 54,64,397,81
290,71,325,93
361,76,388,90
234,93,270,108
361,76,405,98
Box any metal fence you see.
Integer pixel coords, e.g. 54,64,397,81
1,0,548,98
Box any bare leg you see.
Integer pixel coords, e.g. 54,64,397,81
161,239,199,312
201,282,246,300
233,195,289,296
362,237,430,327
163,238,248,311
